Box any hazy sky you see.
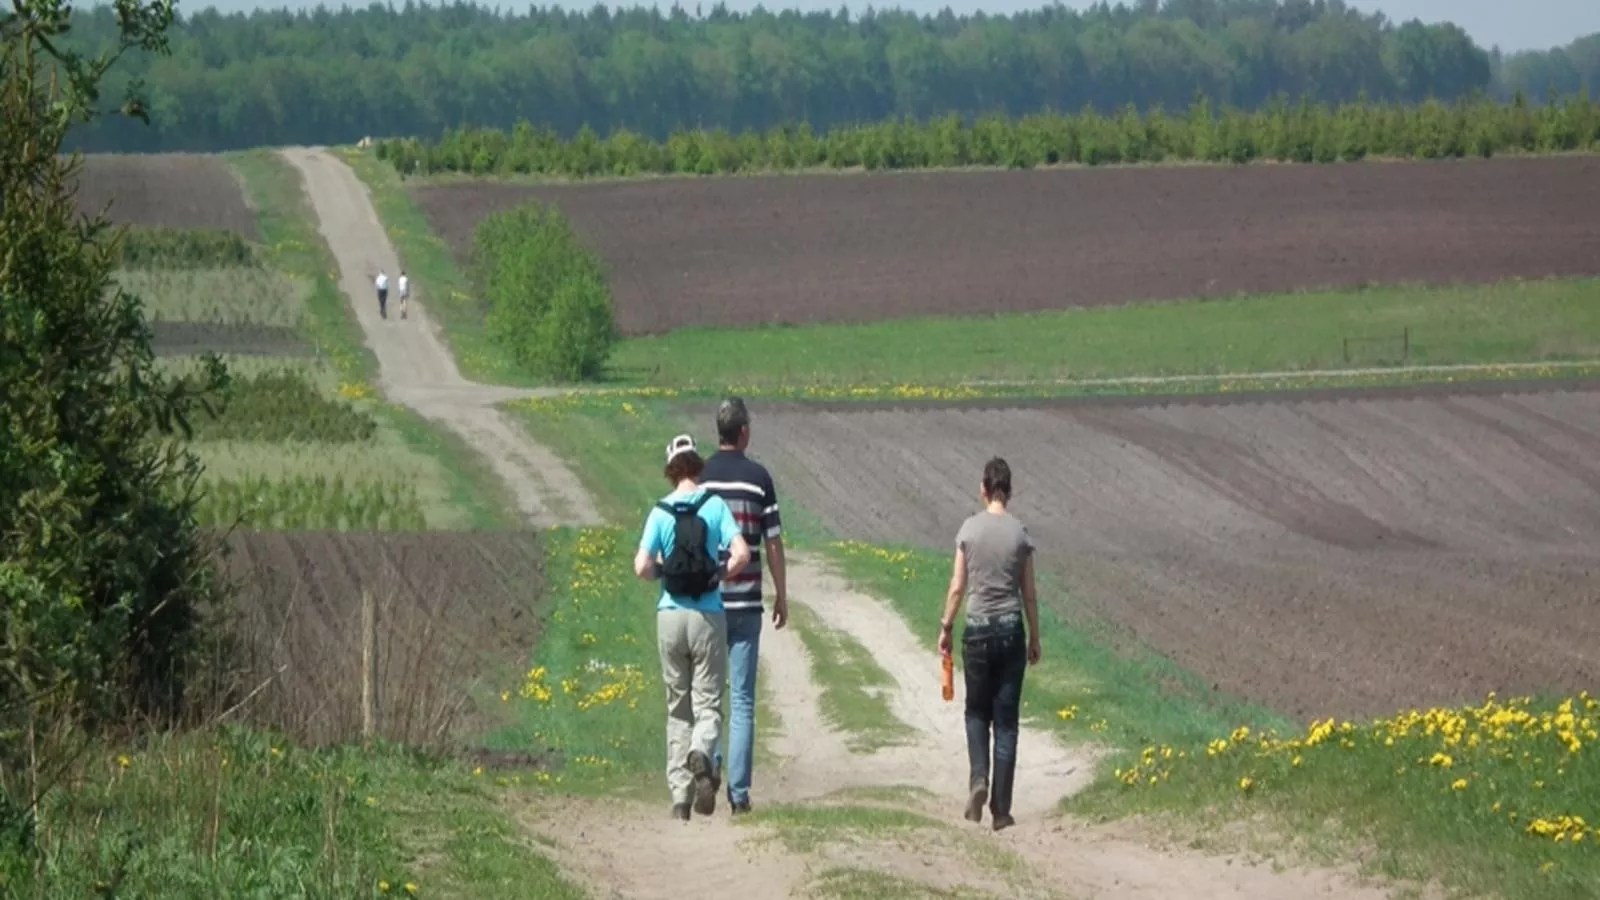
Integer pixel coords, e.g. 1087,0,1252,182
181,0,1599,53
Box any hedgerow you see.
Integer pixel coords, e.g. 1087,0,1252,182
378,93,1600,178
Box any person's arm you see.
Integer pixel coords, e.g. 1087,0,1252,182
726,533,752,579
765,535,787,628
634,510,661,581
1022,553,1041,664
715,498,752,579
763,475,788,628
939,545,967,655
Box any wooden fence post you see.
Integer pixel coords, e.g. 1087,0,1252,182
361,589,375,745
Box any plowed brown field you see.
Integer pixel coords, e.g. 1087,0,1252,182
217,530,544,746
748,383,1600,720
72,153,259,238
413,156,1600,335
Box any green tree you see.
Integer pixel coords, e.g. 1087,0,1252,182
1,0,229,849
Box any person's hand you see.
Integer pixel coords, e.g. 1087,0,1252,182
1027,635,1042,665
771,595,789,630
938,622,953,657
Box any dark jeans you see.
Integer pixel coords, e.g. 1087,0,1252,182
377,288,388,317
962,611,1027,818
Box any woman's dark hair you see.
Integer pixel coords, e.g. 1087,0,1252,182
982,457,1012,503
665,450,705,483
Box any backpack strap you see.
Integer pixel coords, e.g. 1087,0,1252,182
657,493,710,516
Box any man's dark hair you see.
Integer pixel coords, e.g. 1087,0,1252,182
716,396,750,446
982,457,1013,503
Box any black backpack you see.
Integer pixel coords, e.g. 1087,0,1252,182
657,494,721,598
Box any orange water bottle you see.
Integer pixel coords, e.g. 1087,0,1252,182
941,651,954,702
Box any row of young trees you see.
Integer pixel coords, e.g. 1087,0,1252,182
55,0,1596,154
378,92,1600,177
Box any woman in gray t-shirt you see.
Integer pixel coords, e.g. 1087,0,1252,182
937,456,1040,832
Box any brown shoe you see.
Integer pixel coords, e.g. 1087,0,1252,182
686,750,720,817
964,779,987,823
671,803,691,822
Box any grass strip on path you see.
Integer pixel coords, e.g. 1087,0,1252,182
789,602,915,753
336,148,536,388
609,278,1600,390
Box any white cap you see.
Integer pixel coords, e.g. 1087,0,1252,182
665,433,696,464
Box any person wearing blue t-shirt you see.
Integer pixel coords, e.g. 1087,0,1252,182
634,433,750,822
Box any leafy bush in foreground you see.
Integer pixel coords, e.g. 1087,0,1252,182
470,203,616,381
3,0,230,851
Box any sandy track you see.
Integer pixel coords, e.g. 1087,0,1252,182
290,145,1404,898
531,556,1399,899
279,148,600,528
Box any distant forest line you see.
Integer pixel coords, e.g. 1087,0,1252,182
60,0,1600,154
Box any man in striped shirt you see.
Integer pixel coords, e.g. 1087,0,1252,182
701,396,787,815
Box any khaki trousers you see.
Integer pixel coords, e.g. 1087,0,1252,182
657,608,728,803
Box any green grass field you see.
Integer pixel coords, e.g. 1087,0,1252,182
611,277,1600,389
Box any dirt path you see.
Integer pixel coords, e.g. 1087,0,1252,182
290,145,1407,899
280,147,600,527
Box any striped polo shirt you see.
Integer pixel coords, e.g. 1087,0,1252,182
701,449,781,613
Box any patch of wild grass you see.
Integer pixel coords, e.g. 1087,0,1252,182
608,278,1600,389
481,527,670,798
115,268,312,329
0,727,582,899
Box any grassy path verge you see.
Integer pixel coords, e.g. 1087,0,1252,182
4,728,581,899
610,278,1600,389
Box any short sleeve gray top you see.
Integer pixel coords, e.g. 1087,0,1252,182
956,510,1035,618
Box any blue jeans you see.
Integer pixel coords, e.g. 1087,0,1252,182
715,608,763,805
963,613,1027,818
